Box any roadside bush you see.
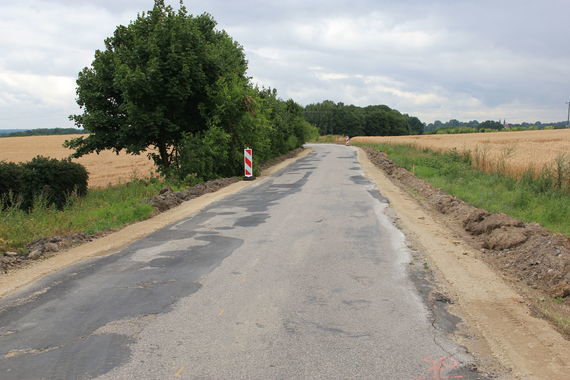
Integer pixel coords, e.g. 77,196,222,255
177,126,231,182
21,156,88,210
303,120,319,142
173,84,311,183
1,156,89,211
0,161,24,208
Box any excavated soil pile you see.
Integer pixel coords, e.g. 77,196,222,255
150,177,240,212
1,233,102,273
361,146,570,299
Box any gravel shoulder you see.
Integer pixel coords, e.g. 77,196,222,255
0,148,312,300
357,146,570,379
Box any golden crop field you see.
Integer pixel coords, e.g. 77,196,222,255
0,135,157,188
353,129,570,178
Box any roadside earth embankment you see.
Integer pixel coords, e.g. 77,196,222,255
361,146,570,300
357,144,570,379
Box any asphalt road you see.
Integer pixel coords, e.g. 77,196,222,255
0,144,480,379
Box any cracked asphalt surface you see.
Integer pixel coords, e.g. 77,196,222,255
0,144,482,379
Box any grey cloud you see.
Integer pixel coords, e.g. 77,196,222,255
1,0,569,130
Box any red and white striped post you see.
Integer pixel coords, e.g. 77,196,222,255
243,148,255,180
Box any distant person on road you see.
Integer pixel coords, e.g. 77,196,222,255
345,136,350,146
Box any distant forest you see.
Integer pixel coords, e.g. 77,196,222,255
303,100,423,137
303,100,568,136
0,128,87,138
425,119,568,133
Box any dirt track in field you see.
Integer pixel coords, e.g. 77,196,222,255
0,134,156,188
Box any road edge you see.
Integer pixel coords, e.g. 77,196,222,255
356,146,570,379
0,148,313,300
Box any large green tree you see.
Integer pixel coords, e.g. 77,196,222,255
65,0,247,171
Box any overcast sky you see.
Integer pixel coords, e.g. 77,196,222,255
1,0,569,130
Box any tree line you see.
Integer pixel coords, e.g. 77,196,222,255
425,119,568,134
303,100,424,137
0,128,86,138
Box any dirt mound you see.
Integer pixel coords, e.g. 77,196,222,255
361,146,570,299
1,233,100,273
150,177,239,212
27,233,99,256
463,212,524,235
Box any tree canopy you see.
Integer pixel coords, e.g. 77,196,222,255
65,0,317,182
303,101,424,137
66,0,247,170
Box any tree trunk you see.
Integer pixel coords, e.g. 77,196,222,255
158,143,170,169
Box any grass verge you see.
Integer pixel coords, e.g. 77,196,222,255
307,135,344,143
0,178,172,253
358,143,570,236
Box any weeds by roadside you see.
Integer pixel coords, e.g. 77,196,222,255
357,143,570,236
0,178,169,253
308,135,344,143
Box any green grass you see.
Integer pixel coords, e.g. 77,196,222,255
359,143,570,236
307,135,343,143
0,178,172,252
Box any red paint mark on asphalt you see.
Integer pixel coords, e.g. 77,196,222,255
417,356,464,379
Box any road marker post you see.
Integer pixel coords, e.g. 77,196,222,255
243,148,255,181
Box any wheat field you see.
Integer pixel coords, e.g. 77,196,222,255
353,129,570,178
0,135,157,188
